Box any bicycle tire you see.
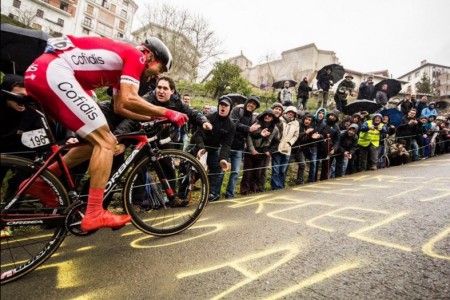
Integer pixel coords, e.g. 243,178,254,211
123,150,209,236
0,155,69,284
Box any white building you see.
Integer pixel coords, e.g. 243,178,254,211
75,0,137,39
1,0,137,39
397,60,450,97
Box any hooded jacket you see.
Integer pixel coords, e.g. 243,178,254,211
316,110,341,152
246,109,279,154
358,114,387,147
337,124,359,155
230,98,260,150
276,106,299,155
191,109,236,162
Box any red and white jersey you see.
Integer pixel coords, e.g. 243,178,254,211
46,35,146,90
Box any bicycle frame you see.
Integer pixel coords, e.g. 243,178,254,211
1,89,177,215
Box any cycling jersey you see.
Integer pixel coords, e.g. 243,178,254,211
24,36,146,138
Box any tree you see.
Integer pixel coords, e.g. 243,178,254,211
205,61,252,98
12,8,36,28
137,2,223,82
416,72,432,94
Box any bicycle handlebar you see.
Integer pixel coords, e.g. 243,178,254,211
140,119,175,135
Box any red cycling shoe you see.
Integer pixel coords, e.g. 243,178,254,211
19,178,59,208
81,210,131,232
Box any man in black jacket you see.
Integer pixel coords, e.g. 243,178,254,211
191,96,235,201
297,76,312,110
316,109,341,181
219,96,261,199
317,67,334,108
357,75,375,100
335,124,359,177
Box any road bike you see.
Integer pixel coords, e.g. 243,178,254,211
0,90,209,284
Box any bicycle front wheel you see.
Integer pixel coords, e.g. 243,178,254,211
123,150,209,236
0,155,69,284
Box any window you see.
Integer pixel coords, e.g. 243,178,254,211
415,71,420,78
408,75,411,81
57,18,64,26
60,2,68,12
110,4,116,13
83,18,92,28
119,21,125,30
102,0,109,8
13,0,21,8
121,9,127,18
116,32,123,38
36,9,44,18
123,0,129,6
86,4,94,15
82,28,90,35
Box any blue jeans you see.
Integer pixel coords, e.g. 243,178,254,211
207,149,223,197
307,147,318,183
271,152,290,189
224,150,243,198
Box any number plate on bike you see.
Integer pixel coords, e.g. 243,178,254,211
21,128,50,148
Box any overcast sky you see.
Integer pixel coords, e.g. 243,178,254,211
133,0,450,78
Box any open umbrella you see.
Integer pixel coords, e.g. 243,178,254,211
316,64,345,83
223,93,247,106
374,79,402,99
272,79,297,89
1,23,51,75
435,100,449,110
345,99,381,115
381,108,403,128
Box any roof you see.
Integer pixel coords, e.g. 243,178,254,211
398,62,450,79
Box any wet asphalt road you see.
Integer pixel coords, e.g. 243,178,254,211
2,154,450,299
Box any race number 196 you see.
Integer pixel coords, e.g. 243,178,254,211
21,129,50,148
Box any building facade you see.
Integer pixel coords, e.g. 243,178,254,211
239,43,340,89
1,0,137,39
74,0,137,39
397,60,450,98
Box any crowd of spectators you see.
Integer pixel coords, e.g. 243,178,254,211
2,75,450,206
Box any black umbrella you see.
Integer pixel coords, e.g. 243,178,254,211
374,79,402,99
435,100,449,109
345,99,381,115
272,79,297,89
316,64,345,83
223,93,247,106
1,23,51,75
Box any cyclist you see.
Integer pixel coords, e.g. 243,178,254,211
23,35,188,232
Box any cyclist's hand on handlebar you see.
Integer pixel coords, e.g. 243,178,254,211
164,109,188,127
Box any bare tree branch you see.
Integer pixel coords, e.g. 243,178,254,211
135,2,223,82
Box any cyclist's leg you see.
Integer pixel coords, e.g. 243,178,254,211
25,56,130,230
81,126,131,231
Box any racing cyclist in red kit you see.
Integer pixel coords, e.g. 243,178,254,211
23,35,188,232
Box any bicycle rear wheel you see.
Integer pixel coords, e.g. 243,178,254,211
123,150,209,236
0,155,69,284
